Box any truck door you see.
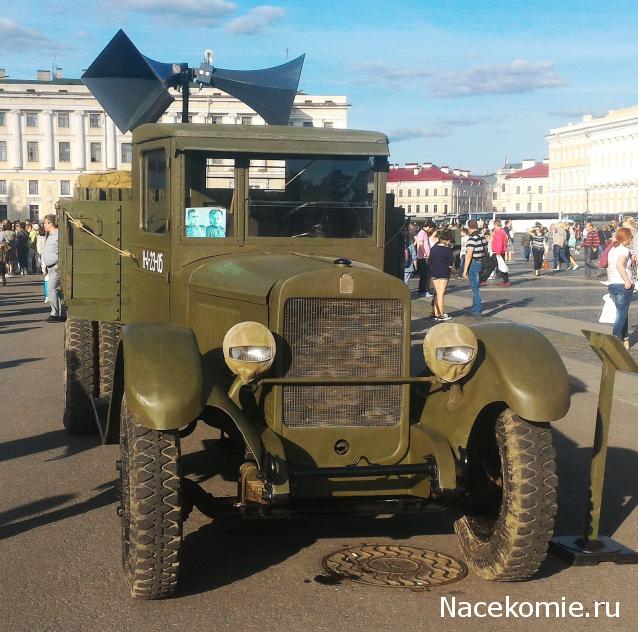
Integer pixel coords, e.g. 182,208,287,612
124,146,171,322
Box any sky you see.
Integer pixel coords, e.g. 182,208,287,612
1,0,638,174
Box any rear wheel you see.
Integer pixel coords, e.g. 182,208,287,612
63,317,98,434
119,397,183,599
454,408,557,581
98,321,121,399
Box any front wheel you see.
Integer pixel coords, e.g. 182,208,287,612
454,408,557,581
119,397,183,599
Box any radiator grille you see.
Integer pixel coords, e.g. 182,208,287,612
282,298,404,428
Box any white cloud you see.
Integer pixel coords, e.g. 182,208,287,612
110,0,237,24
388,127,450,142
350,61,431,87
433,60,565,97
226,5,285,35
0,19,64,52
351,58,565,97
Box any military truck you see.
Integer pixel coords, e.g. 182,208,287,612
58,123,570,599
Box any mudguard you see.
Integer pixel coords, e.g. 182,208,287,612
121,323,204,430
418,322,570,455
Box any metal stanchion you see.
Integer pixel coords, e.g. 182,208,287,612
551,330,638,565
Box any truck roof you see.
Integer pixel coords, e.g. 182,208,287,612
132,123,390,157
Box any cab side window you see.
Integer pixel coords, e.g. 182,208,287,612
142,149,168,233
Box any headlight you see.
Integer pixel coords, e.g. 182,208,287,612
229,346,273,362
223,322,276,383
424,323,478,383
435,346,475,364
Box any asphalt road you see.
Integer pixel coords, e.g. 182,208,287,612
1,267,638,632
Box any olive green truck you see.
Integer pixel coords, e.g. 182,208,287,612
58,123,570,599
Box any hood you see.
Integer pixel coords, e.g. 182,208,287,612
189,253,376,305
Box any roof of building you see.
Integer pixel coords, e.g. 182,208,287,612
505,163,548,179
388,165,483,183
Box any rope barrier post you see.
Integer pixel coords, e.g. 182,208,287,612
550,330,638,565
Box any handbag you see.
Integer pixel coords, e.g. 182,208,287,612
598,293,617,324
590,245,599,260
496,255,509,273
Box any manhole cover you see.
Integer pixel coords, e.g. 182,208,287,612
322,545,467,589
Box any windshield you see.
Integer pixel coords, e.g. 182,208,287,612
248,156,375,238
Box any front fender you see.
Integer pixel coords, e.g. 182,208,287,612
419,322,570,454
122,323,204,430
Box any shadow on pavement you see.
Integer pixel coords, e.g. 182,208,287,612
0,429,99,463
0,484,116,542
552,427,638,541
0,357,44,369
180,508,456,597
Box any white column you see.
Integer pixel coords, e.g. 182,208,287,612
73,110,86,170
9,109,22,170
105,116,117,170
42,109,54,170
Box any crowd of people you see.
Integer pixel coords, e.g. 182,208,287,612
0,215,63,322
0,219,48,285
405,216,637,347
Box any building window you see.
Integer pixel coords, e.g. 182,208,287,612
425,204,429,212
433,188,438,196
302,121,313,127
90,142,102,163
0,112,5,126
27,141,39,162
444,204,448,213
527,185,532,193
399,189,403,197
29,205,39,222
89,113,101,128
0,205,7,220
492,191,498,200
60,180,71,196
28,180,38,195
515,202,520,211
240,116,252,125
516,186,521,194
538,185,543,193
209,115,223,124
527,202,532,212
433,204,438,213
407,205,412,213
501,184,505,192
58,141,70,163
444,188,448,196
26,112,38,127
416,189,420,196
0,141,6,161
0,180,6,194
121,142,132,163
57,112,70,128
416,204,420,213
425,189,429,196
407,189,411,197
538,202,543,212
323,121,334,128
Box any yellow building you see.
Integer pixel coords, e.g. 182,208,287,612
387,162,490,218
547,106,638,215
